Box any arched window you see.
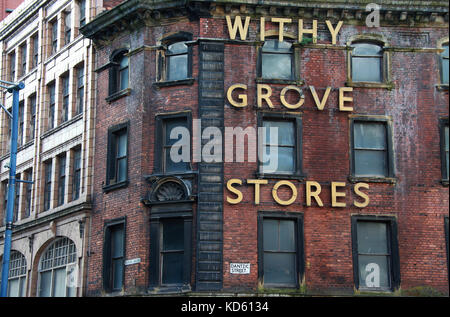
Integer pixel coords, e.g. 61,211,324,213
351,42,384,83
260,39,294,80
109,49,129,96
38,237,77,297
0,251,27,297
156,32,193,84
166,42,189,81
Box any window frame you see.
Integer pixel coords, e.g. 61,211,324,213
438,39,449,88
155,32,194,86
17,101,24,147
27,94,37,143
57,153,67,207
349,115,395,183
107,49,130,101
20,43,27,77
258,38,296,82
78,0,86,28
32,33,39,69
64,11,72,46
351,215,401,292
47,82,56,130
104,122,129,192
43,159,52,212
1,250,27,297
24,168,33,218
72,147,82,201
257,211,304,289
346,36,393,89
60,73,70,123
154,112,192,174
439,117,449,185
256,112,304,180
50,19,58,56
103,217,126,293
75,64,85,115
9,51,16,82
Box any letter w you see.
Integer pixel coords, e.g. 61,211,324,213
226,16,250,40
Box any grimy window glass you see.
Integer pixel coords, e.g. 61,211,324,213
0,251,27,297
351,43,383,82
109,224,124,291
119,55,129,91
20,44,27,76
72,148,81,200
262,119,295,173
32,35,39,68
43,160,52,211
353,121,388,177
108,128,127,185
38,237,77,297
163,117,189,172
161,219,184,285
262,40,293,80
76,65,84,115
48,83,55,130
263,219,297,286
442,44,449,85
24,169,32,218
356,221,391,289
61,74,70,122
57,154,66,206
51,21,58,55
79,0,86,27
166,42,188,81
28,95,36,142
18,101,24,147
64,12,71,45
9,52,15,82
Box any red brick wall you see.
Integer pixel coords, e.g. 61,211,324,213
88,15,449,295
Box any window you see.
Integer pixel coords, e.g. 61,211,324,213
441,43,449,85
64,11,71,45
72,147,81,200
108,50,129,97
160,219,184,285
105,123,128,189
440,118,449,182
38,237,77,297
43,160,52,211
103,220,125,292
79,0,86,27
48,83,56,130
18,101,24,147
76,65,84,115
351,42,383,83
20,44,27,77
351,118,394,179
156,32,193,84
32,34,39,68
258,113,303,178
50,20,58,55
24,169,32,218
9,52,16,82
166,42,189,81
61,74,70,123
2,181,8,226
260,39,294,80
0,251,27,297
57,154,66,206
258,212,304,288
155,113,191,173
149,213,192,288
27,95,36,142
351,216,400,291
13,174,19,223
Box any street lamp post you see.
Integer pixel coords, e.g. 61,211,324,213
0,80,25,297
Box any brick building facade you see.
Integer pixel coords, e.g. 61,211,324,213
0,0,100,297
78,0,450,296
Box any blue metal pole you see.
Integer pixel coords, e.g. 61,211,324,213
1,82,24,297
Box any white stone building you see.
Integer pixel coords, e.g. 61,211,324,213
0,0,99,297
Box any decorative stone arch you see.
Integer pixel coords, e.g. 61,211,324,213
148,176,191,203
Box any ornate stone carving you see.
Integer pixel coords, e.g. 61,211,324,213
155,181,186,202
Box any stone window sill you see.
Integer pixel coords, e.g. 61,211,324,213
256,77,304,86
441,179,449,187
348,176,397,184
106,88,132,103
103,180,129,193
346,81,395,90
40,113,83,140
255,172,305,181
152,78,195,89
